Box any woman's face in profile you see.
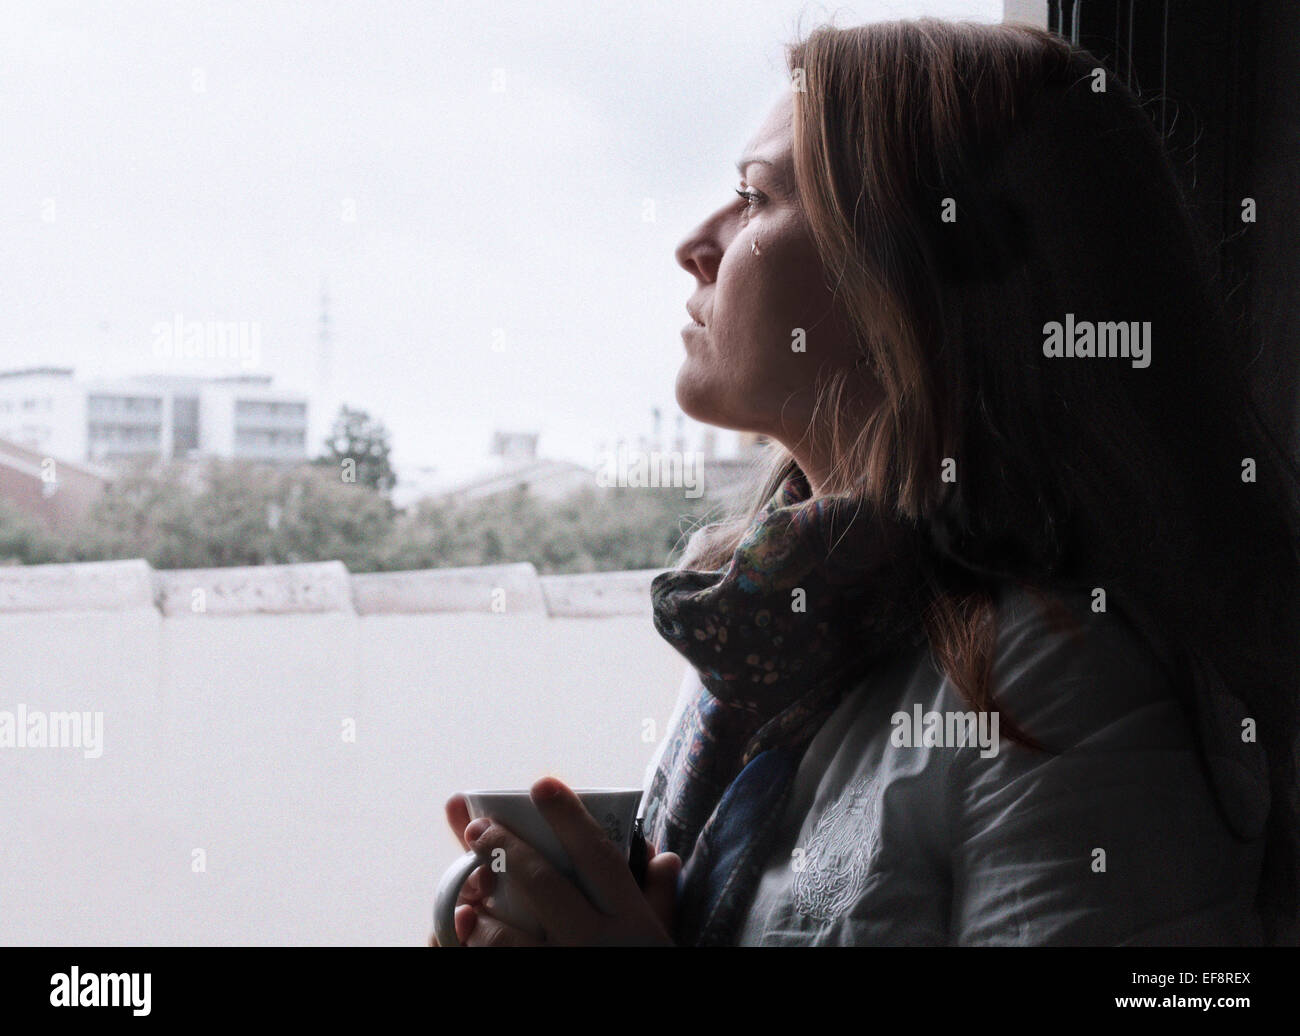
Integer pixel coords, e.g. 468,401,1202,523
674,91,867,447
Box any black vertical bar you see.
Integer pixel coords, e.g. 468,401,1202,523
1160,0,1169,139
1127,0,1135,86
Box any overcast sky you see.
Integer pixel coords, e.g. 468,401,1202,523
2,0,1001,476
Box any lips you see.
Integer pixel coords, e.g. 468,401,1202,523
685,305,705,327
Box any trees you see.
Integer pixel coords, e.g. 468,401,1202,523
314,405,397,494
2,456,713,574
377,483,709,574
68,458,395,570
0,500,68,565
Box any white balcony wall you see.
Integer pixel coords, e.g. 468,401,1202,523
0,560,686,945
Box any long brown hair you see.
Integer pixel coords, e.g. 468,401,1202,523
677,18,1300,942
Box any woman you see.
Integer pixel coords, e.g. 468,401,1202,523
437,17,1300,946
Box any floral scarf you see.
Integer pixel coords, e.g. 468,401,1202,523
642,469,934,945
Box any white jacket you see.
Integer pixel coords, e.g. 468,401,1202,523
640,584,1266,945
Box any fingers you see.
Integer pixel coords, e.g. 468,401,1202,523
460,904,544,947
642,852,681,936
431,882,490,946
464,814,601,943
444,794,494,914
458,863,496,907
436,905,548,947
445,793,472,850
528,777,642,915
454,904,477,944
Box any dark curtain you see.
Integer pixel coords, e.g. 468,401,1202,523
1048,0,1300,460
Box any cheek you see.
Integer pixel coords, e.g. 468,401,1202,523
755,235,861,381
711,243,763,338
680,217,849,429
763,235,838,332
716,220,831,350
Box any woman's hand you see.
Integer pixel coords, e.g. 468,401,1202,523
429,777,680,946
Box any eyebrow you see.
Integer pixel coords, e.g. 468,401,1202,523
735,156,775,175
735,155,791,195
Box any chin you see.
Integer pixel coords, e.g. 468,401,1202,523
674,365,721,426
674,379,750,433
674,360,764,433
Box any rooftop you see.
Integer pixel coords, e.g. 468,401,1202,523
0,367,75,380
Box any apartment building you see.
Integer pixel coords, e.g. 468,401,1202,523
0,368,309,465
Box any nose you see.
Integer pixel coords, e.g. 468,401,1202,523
675,216,724,283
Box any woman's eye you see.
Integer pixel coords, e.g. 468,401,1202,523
734,186,762,210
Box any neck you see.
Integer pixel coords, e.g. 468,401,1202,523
771,375,884,500
783,429,840,499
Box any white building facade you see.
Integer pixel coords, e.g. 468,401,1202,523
0,368,309,465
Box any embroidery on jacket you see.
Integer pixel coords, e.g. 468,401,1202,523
792,773,880,923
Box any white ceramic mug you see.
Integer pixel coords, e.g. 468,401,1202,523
433,787,644,946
